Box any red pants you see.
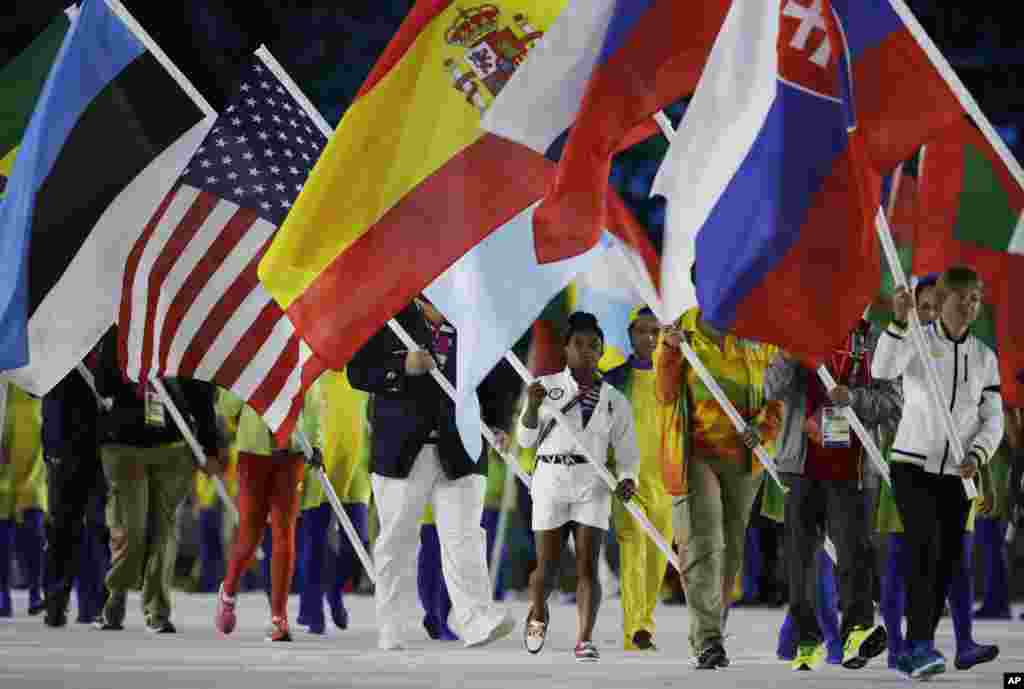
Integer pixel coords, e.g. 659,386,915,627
223,451,304,619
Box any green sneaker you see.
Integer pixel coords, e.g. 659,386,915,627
842,625,887,669
791,642,823,671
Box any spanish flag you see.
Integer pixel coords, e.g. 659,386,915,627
258,1,567,369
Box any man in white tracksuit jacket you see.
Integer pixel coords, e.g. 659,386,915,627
871,266,1003,679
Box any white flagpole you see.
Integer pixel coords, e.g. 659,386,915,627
102,0,215,118
887,0,1024,195
294,429,375,584
150,378,242,525
489,456,517,597
75,363,112,411
501,351,681,574
650,111,787,494
816,365,891,488
256,43,535,493
875,209,977,499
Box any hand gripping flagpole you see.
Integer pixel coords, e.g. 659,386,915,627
386,320,533,490
501,351,681,574
675,340,787,494
875,209,977,499
150,378,242,526
294,430,376,585
815,366,891,488
651,111,786,496
258,44,533,580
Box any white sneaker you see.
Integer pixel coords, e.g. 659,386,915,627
378,628,405,651
464,611,515,648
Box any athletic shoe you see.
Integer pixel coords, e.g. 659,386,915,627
44,590,70,628
791,642,822,671
842,625,887,669
214,584,236,635
523,606,548,655
695,642,728,670
900,642,945,680
146,618,177,634
377,627,405,651
466,611,515,648
93,591,125,631
632,630,657,651
954,642,999,670
328,596,349,630
574,641,600,662
266,616,292,642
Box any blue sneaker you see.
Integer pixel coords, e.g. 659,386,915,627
903,642,945,680
954,642,999,670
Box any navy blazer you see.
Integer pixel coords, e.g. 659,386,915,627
347,303,517,481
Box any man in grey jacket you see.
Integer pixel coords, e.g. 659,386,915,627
765,319,901,671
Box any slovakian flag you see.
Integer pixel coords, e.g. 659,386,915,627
653,0,881,362
495,0,731,265
257,1,569,371
916,117,1024,406
0,0,208,383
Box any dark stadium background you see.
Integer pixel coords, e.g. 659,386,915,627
6,1,1022,254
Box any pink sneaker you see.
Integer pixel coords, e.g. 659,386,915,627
215,584,237,635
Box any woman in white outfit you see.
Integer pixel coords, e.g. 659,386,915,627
518,313,640,662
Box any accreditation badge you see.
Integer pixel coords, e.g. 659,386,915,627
821,406,851,448
144,384,167,429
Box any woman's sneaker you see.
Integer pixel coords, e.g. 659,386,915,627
523,605,548,655
266,616,292,642
214,584,236,636
574,641,600,662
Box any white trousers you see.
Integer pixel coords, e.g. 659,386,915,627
371,445,503,645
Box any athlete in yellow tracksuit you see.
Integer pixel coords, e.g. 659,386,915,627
297,370,370,632
604,307,673,651
0,383,47,616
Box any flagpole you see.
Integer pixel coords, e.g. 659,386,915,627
887,0,1024,195
75,363,112,411
294,430,375,585
647,112,787,494
150,378,242,526
102,0,215,118
489,455,517,598
875,209,978,499
815,365,891,487
256,43,535,493
501,351,681,574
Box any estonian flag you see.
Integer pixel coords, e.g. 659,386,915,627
0,0,210,389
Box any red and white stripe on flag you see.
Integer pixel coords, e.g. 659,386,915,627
118,182,324,442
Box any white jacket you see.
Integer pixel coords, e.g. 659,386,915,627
872,320,1004,475
517,369,639,483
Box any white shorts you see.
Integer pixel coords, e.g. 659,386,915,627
530,461,611,532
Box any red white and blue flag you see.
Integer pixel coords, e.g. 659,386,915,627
119,55,328,442
653,0,966,361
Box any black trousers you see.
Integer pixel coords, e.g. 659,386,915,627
783,473,875,643
44,449,107,599
890,463,971,643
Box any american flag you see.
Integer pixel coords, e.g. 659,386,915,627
118,56,328,442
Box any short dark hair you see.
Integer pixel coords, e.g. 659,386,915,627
565,311,604,346
938,265,984,295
